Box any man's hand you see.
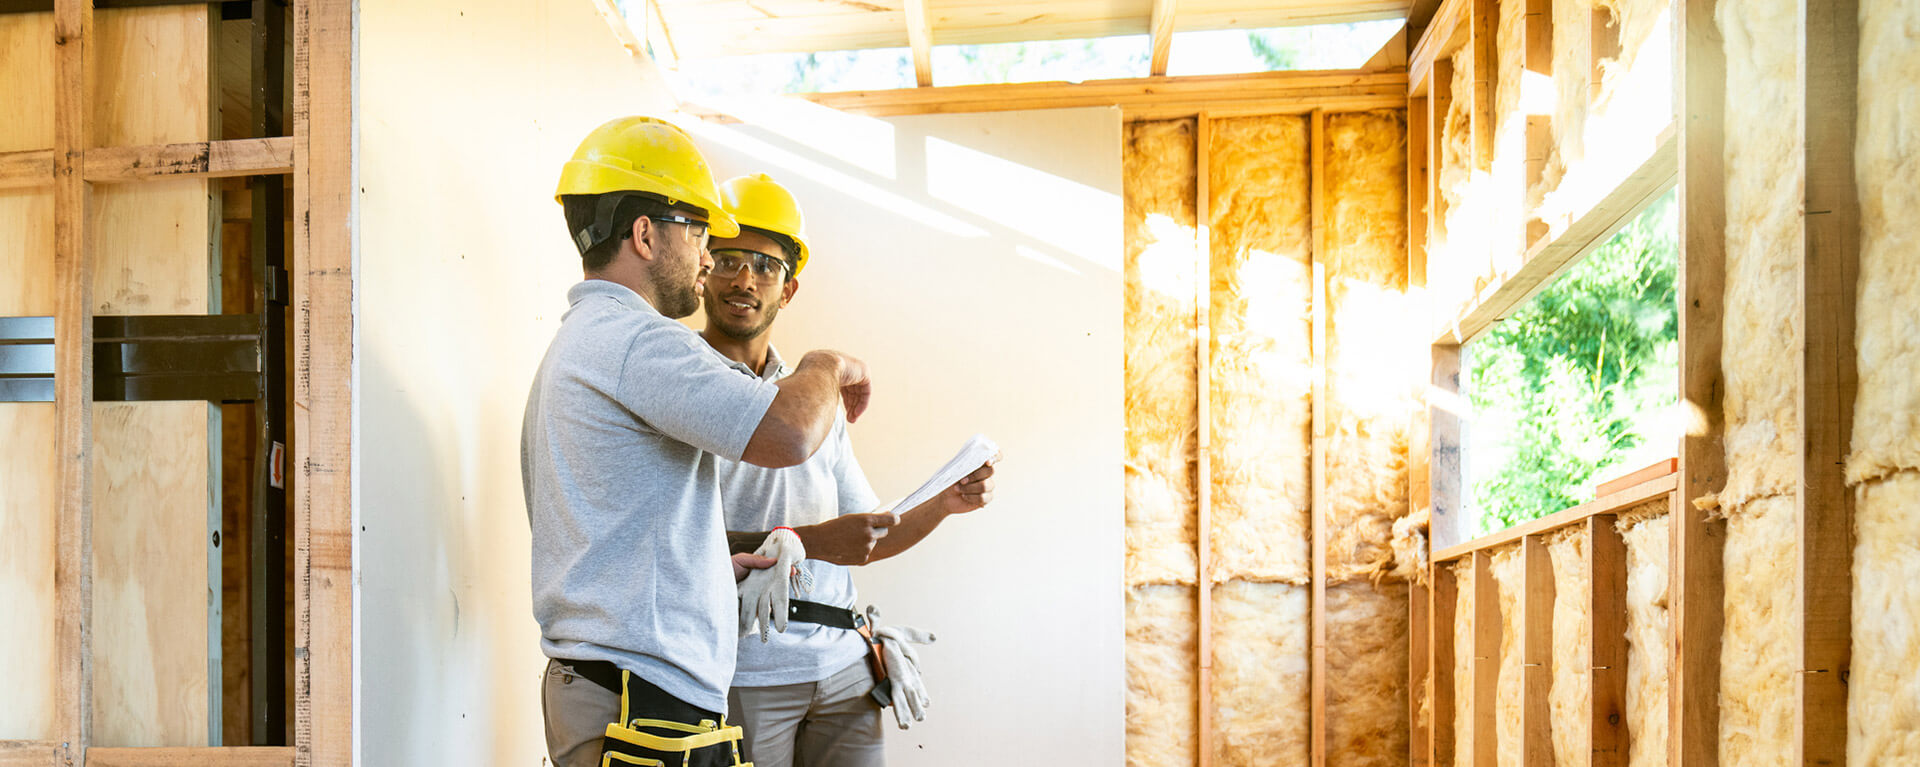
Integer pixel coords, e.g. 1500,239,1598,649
731,552,775,582
795,511,899,565
935,458,998,515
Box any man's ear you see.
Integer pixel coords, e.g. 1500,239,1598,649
628,216,655,262
779,276,800,307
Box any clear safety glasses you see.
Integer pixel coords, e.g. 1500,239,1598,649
647,214,711,250
709,248,791,285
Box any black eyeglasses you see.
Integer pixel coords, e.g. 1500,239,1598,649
646,214,710,247
709,249,791,284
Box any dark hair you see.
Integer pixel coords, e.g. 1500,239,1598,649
561,192,678,271
742,225,802,278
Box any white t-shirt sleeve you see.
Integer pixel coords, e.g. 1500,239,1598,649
830,415,882,516
615,327,779,462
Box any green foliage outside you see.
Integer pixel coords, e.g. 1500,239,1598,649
1467,189,1679,533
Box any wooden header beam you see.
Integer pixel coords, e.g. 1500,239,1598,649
1148,0,1177,77
802,69,1408,119
1431,474,1677,563
0,137,295,189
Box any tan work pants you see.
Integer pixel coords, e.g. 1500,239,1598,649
727,659,886,767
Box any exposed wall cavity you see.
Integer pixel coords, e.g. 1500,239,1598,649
1618,512,1671,767
1718,495,1797,765
1126,585,1197,767
1546,528,1591,767
1490,547,1524,767
1212,581,1311,767
1327,580,1412,767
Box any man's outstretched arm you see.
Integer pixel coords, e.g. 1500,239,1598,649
740,350,869,468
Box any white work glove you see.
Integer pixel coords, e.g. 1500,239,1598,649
867,606,936,730
737,528,813,641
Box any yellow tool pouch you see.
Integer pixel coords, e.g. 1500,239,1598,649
599,670,751,767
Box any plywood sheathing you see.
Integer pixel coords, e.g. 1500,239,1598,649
1617,512,1671,767
1322,110,1416,582
1326,579,1412,766
1848,0,1920,761
1212,581,1311,767
0,10,59,743
1127,585,1199,767
1124,118,1200,588
87,4,217,748
1544,527,1591,767
1206,114,1313,585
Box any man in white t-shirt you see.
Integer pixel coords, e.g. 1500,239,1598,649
699,174,997,767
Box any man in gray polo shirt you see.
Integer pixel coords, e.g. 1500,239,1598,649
699,174,998,767
526,117,876,767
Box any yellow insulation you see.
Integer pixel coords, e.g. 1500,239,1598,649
1618,513,1671,767
1592,0,1674,122
1391,506,1431,583
1452,560,1475,767
1206,115,1314,584
1490,0,1528,261
1323,111,1415,582
1435,46,1490,326
1126,585,1197,767
1123,118,1200,587
1718,495,1796,765
1212,580,1311,767
1850,472,1920,764
1545,528,1590,767
1326,580,1411,767
1490,547,1523,767
1847,0,1920,486
1712,0,1801,509
1541,0,1592,204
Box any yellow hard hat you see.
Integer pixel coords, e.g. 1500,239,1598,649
555,116,740,239
719,173,810,276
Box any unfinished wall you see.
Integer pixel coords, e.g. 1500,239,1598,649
1618,512,1670,767
1712,0,1801,761
1125,118,1201,589
1452,560,1475,767
0,10,57,743
1123,117,1201,766
1490,548,1523,767
1213,581,1312,766
1327,579,1411,767
355,0,681,760
1207,114,1313,586
1848,0,1920,760
1545,529,1590,767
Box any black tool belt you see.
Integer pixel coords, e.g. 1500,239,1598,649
561,659,749,767
785,599,895,708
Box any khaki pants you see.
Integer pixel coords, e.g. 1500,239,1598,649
727,659,886,767
543,659,742,767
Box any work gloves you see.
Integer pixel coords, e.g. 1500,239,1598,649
738,527,813,641
867,606,936,730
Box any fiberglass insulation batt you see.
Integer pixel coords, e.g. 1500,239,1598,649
1546,528,1591,767
1713,0,1801,762
1322,111,1415,582
1127,585,1197,767
1619,511,1671,767
1213,581,1311,766
1206,115,1313,584
1124,118,1200,588
1452,560,1475,767
1849,0,1920,760
1326,580,1411,767
1490,548,1524,767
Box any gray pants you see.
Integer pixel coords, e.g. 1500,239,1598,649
727,659,886,767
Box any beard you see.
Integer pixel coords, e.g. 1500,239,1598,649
702,288,782,342
648,242,706,319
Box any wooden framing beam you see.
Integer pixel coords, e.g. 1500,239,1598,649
1147,0,1176,77
1194,111,1215,767
0,138,295,188
801,69,1408,120
1520,534,1553,766
1428,57,1453,259
1430,564,1458,767
1408,87,1433,767
1521,0,1552,247
643,0,680,67
84,748,294,767
292,0,354,762
1429,343,1463,551
1411,576,1433,767
1433,474,1677,563
1672,0,1726,762
1795,0,1858,762
1471,550,1498,767
1588,513,1627,767
1408,0,1468,91
52,0,95,761
0,742,60,767
903,0,931,87
1468,0,1494,168
1308,107,1330,767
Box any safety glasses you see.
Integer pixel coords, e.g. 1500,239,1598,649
709,248,792,284
647,214,711,250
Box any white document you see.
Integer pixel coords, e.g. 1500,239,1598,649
879,434,1001,514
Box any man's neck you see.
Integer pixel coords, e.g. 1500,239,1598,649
700,327,772,375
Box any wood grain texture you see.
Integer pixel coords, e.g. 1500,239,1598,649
902,0,931,87
52,0,96,758
84,747,293,767
1471,550,1498,767
1588,514,1627,767
1672,0,1727,762
1521,535,1553,766
1431,565,1458,767
1432,475,1678,562
1148,0,1177,76
800,70,1408,119
1308,107,1329,767
292,0,355,762
1195,112,1214,767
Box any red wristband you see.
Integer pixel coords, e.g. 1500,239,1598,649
772,526,794,535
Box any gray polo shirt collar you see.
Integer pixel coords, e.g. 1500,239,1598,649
568,278,658,315
721,344,790,381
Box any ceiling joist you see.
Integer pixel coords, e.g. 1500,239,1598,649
904,0,933,87
1148,0,1178,76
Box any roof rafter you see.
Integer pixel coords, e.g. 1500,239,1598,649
1149,0,1178,76
905,0,933,86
